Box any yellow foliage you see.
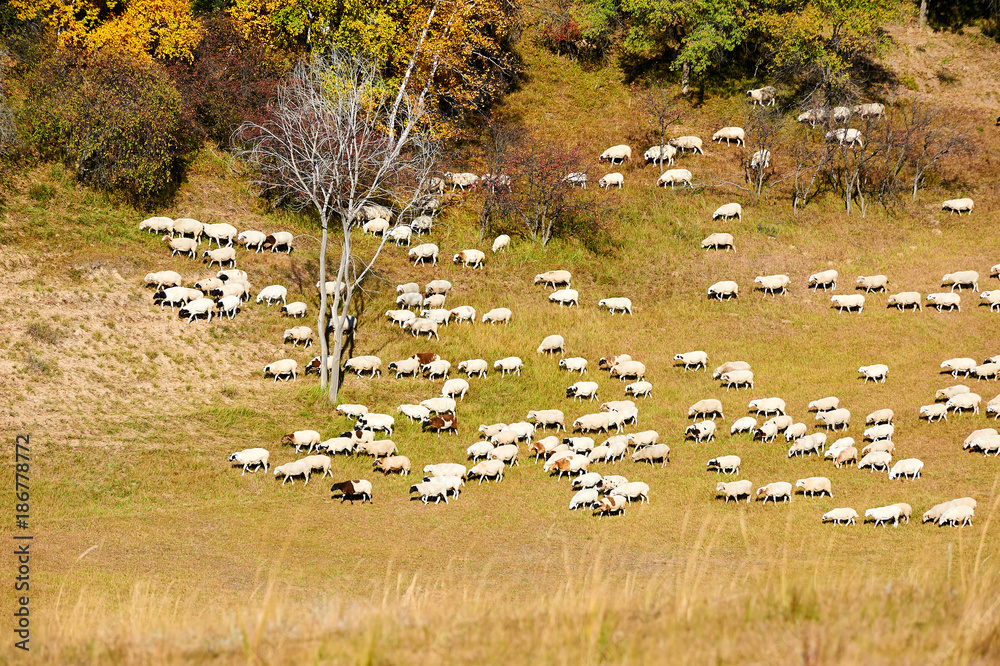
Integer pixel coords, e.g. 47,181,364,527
10,0,201,61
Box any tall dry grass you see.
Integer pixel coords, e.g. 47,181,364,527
23,491,1000,665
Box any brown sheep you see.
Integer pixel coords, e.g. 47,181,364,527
422,413,458,436
834,447,858,468
411,352,440,366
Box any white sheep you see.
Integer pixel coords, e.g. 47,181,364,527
385,309,416,327
599,145,632,164
611,481,650,505
215,295,242,319
939,505,975,526
707,455,741,475
721,370,754,391
888,458,924,480
442,378,470,400
163,235,199,258
344,356,382,378
444,171,479,191
858,364,888,383
749,397,786,416
685,421,716,443
482,307,513,324
408,243,439,266
558,357,588,373
942,270,979,292
570,488,600,510
941,198,974,215
730,416,757,435
229,448,269,475
973,363,999,380
822,508,859,525
980,290,1000,312
856,275,888,292
708,280,739,300
701,232,735,252
537,334,566,355
527,410,565,431
712,127,746,146
750,149,771,169
941,357,977,378
625,381,653,398
716,480,753,504
797,109,828,126
549,289,579,307
363,218,390,235
668,136,704,154
598,297,633,315
887,291,922,311
420,308,451,326
857,450,891,473
712,203,742,221
865,409,894,425
937,385,970,401
923,498,977,523
756,482,792,504
282,326,313,348
826,128,863,146
396,292,423,309
920,403,949,422
144,271,183,289
398,404,431,423
421,360,451,381
808,396,840,413
927,292,961,311
830,294,865,314
387,357,420,379
688,399,724,420
453,249,486,269
657,168,693,188
410,216,434,236
238,230,267,252
563,172,587,188
644,144,677,166
178,298,215,323
388,226,412,245
402,318,440,340
598,172,624,189
534,270,572,289
492,234,510,253
788,435,824,458
784,423,808,442
815,408,851,431
494,357,523,377
746,86,776,106
854,103,885,118
864,505,902,527
458,359,488,378
203,223,238,247
808,270,838,291
751,276,792,303
263,359,297,383
256,285,287,305
609,360,646,382
674,351,708,372
140,216,174,234
795,477,832,497
946,392,981,415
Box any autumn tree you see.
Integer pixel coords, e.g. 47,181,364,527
757,0,891,103
9,0,202,60
234,51,437,405
228,0,520,138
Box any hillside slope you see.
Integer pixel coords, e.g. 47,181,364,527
3,24,1000,665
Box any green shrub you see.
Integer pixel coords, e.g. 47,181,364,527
17,50,195,204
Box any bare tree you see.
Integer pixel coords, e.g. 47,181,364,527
636,84,681,171
506,141,599,246
905,102,970,201
475,119,520,237
234,51,437,404
743,106,783,200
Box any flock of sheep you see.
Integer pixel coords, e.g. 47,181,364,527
138,112,995,524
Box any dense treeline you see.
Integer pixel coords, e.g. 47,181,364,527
0,0,520,203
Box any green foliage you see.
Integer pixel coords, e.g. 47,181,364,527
900,73,918,90
16,50,194,204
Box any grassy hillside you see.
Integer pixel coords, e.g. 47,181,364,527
3,27,1000,665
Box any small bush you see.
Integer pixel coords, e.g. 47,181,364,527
900,74,919,91
28,183,54,202
27,321,62,344
168,13,287,146
16,48,195,204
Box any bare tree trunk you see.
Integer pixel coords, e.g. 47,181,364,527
919,0,928,30
328,230,352,404
681,62,690,96
317,219,329,388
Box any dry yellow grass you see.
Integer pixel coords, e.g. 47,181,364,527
3,23,1000,665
